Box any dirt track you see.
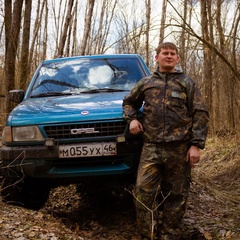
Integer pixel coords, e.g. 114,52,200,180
0,175,239,240
1,137,240,239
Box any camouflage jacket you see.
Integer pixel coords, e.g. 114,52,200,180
122,70,209,149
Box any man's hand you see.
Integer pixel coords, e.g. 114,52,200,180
186,145,200,168
129,119,143,135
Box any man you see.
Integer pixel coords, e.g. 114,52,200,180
122,42,209,240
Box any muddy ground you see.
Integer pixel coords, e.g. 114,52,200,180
0,137,240,240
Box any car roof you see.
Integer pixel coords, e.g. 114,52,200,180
42,54,143,64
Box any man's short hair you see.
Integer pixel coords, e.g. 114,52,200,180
156,42,179,55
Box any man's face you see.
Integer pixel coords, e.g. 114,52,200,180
155,47,179,72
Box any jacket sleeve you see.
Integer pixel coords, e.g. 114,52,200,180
122,80,144,123
188,83,209,149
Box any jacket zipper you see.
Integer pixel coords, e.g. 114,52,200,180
162,73,168,142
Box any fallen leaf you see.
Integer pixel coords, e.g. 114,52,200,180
204,231,212,240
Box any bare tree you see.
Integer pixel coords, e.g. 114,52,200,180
89,0,117,54
200,0,213,130
19,0,32,90
159,0,167,43
92,0,107,54
1,0,240,136
71,1,78,56
52,0,64,57
215,0,239,131
42,2,49,60
28,0,47,73
0,2,5,51
4,0,24,113
114,1,146,55
231,3,240,71
145,0,151,66
167,0,240,134
179,0,187,70
114,3,131,53
99,0,117,53
58,0,74,57
79,0,95,55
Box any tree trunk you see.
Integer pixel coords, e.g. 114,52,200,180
28,0,46,73
20,0,32,90
71,1,78,56
79,0,95,55
93,0,106,54
159,0,167,43
145,0,151,67
4,0,24,113
58,0,74,56
200,0,213,132
43,2,48,60
179,0,187,71
101,0,117,53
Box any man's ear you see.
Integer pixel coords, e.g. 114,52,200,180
176,55,180,64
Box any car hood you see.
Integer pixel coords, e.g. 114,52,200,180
8,92,129,126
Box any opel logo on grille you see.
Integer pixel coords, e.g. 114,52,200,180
71,128,99,134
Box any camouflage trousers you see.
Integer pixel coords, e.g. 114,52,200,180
134,142,191,239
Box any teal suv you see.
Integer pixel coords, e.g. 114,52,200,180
0,54,150,209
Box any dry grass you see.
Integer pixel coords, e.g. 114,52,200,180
194,135,240,207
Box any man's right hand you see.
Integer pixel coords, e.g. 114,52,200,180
129,119,143,135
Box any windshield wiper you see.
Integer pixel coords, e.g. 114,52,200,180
81,88,127,94
33,79,78,91
30,92,73,98
99,88,127,92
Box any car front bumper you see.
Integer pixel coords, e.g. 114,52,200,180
0,139,142,182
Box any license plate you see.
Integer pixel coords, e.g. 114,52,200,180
59,142,117,158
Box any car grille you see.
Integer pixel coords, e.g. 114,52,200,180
44,121,127,139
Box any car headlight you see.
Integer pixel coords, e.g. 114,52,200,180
2,126,44,142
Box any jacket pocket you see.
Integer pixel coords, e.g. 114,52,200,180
170,91,186,109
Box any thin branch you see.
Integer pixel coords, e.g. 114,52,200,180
167,0,240,80
125,186,171,240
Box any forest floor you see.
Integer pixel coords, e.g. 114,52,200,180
0,136,240,240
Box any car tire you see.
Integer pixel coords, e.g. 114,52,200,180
1,177,50,210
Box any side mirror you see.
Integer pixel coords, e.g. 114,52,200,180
9,90,25,103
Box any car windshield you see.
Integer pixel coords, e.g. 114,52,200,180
29,57,146,97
